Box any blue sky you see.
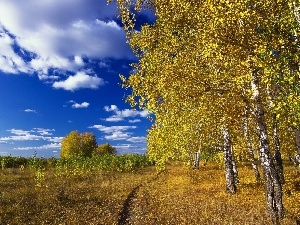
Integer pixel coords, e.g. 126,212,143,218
0,0,154,157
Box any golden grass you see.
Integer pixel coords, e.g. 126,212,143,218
0,163,299,224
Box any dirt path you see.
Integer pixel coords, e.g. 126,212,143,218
117,172,162,225
117,184,142,225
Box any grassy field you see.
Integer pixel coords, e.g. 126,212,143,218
0,161,299,224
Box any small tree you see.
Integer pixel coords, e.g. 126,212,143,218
60,131,98,158
80,132,98,157
93,143,117,156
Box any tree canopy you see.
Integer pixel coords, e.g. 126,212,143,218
113,0,300,219
93,143,117,155
60,131,98,158
117,0,299,163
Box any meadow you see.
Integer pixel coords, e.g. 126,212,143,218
0,155,299,224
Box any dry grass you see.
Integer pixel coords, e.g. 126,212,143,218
0,163,299,224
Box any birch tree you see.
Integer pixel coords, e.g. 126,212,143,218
113,0,300,220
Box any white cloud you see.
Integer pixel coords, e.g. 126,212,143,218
0,0,133,86
126,136,146,143
89,125,137,133
121,109,141,117
0,134,45,142
0,27,33,74
30,55,72,74
24,109,38,113
104,105,119,112
34,128,54,136
105,131,131,141
128,119,141,123
139,110,149,117
103,105,149,122
89,125,135,141
13,142,61,151
114,143,147,154
73,102,89,108
53,71,104,91
89,124,145,143
0,128,62,143
74,55,84,66
69,100,90,108
38,74,60,81
105,116,124,122
48,137,63,143
9,129,31,136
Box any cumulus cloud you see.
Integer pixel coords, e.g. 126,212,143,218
53,72,104,91
68,100,90,108
104,105,119,112
89,124,145,143
74,55,84,66
89,125,137,133
89,124,135,141
73,102,89,108
103,105,149,122
0,0,133,87
105,131,131,141
126,136,146,143
0,128,63,143
0,27,33,74
34,128,54,136
105,117,124,122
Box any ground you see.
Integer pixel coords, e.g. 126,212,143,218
0,162,299,224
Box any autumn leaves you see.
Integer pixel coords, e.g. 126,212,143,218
113,0,300,220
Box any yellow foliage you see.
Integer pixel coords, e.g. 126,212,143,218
93,143,117,155
60,131,98,158
113,0,300,168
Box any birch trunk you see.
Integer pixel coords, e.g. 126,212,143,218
295,128,300,155
251,72,284,219
243,106,260,181
288,1,300,173
272,114,284,184
230,145,239,183
222,126,237,194
268,88,284,184
293,128,300,166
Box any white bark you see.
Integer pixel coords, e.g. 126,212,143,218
293,128,300,166
193,151,200,169
242,106,260,181
251,71,284,219
230,144,239,183
268,87,284,184
222,125,237,194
